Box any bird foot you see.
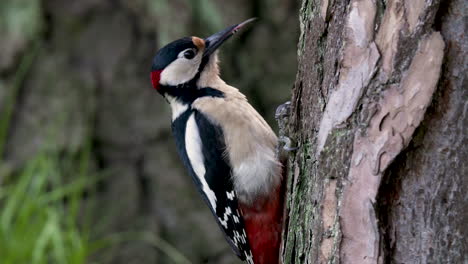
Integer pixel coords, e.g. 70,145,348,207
279,136,298,152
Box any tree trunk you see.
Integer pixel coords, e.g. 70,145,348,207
282,0,466,263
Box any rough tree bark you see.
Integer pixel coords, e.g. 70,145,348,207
282,0,466,263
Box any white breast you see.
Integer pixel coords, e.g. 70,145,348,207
192,85,281,204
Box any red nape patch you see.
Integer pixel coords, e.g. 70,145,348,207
150,70,162,90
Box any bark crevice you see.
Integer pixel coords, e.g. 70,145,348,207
282,0,466,263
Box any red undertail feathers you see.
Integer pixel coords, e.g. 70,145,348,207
239,172,286,264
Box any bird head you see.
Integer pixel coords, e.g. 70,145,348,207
150,18,256,93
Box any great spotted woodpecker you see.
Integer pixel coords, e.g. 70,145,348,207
150,19,285,264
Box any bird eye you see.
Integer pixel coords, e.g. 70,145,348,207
183,49,196,60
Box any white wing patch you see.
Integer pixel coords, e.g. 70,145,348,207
184,112,254,262
226,190,235,200
245,252,254,264
218,206,232,229
185,113,217,211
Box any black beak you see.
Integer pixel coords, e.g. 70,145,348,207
203,18,256,58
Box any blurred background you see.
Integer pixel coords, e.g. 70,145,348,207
0,0,298,263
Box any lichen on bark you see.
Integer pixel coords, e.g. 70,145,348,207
282,0,466,263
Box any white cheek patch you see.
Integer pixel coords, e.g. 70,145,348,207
160,54,202,86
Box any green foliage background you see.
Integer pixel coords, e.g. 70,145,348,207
0,0,299,263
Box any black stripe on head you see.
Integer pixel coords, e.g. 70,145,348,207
152,37,197,71
159,85,225,104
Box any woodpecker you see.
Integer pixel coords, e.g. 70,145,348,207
150,19,285,264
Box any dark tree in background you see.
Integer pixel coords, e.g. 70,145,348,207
1,0,466,263
0,0,297,263
282,0,466,263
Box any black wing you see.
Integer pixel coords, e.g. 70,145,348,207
172,109,253,263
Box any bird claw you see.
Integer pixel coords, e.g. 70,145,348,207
279,136,298,152
275,101,298,156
